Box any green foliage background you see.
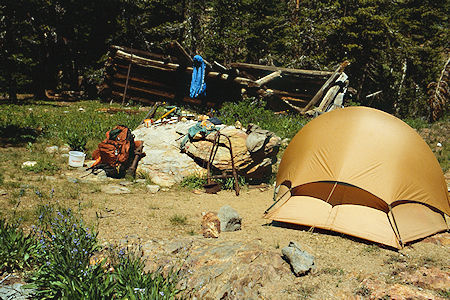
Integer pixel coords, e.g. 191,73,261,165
1,0,448,118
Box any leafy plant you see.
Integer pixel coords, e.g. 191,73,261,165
30,208,99,299
0,218,37,273
180,174,207,190
113,249,180,299
66,131,88,152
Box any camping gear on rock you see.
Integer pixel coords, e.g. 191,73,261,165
264,107,449,249
89,125,144,178
204,132,240,196
68,151,86,167
190,55,206,98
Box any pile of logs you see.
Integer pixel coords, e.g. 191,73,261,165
100,42,349,114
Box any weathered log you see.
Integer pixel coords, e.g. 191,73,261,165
169,41,193,66
280,96,308,104
231,62,333,78
111,45,175,62
111,73,174,90
251,70,282,87
317,73,348,111
115,50,180,70
301,61,349,113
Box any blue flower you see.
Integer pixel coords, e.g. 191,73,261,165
159,291,164,296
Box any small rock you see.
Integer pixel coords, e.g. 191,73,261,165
101,185,131,194
135,179,146,184
45,146,59,154
281,138,290,147
119,181,134,186
0,190,7,196
67,177,79,183
282,241,315,276
79,107,85,111
437,142,442,147
201,212,220,238
59,145,71,153
22,161,37,168
217,205,241,232
146,184,160,193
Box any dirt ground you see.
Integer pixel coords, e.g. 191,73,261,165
1,167,449,298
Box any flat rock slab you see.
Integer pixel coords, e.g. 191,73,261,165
282,241,315,276
133,121,206,187
101,185,131,194
140,237,295,299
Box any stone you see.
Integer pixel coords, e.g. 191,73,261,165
281,241,315,276
0,190,7,196
201,212,220,238
119,181,134,186
0,283,34,300
45,145,59,154
183,126,280,179
21,161,37,168
146,184,160,193
141,237,294,299
133,121,206,187
59,145,71,153
135,179,146,184
101,185,131,194
400,267,450,290
362,278,445,300
217,205,241,232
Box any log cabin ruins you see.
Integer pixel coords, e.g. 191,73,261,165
100,41,350,115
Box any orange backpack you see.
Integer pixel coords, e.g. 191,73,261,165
91,125,136,178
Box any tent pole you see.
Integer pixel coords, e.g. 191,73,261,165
388,204,404,248
264,188,292,215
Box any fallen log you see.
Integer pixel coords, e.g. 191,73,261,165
231,62,333,78
301,61,349,113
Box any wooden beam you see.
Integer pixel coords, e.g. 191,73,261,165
301,61,349,113
317,73,348,111
230,62,333,78
169,41,193,65
111,73,173,90
280,96,308,104
111,45,174,62
251,70,282,87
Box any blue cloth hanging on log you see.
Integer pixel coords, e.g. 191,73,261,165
189,55,206,98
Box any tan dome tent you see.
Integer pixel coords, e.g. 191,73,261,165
264,107,449,249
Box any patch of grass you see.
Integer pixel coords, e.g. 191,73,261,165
180,174,207,190
218,97,307,139
0,218,38,273
404,117,430,130
363,244,380,253
437,289,450,298
320,267,344,276
355,285,371,297
22,157,60,175
170,214,188,226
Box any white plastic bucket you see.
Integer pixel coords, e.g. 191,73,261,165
68,151,86,167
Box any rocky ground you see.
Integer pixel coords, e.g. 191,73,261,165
0,115,449,299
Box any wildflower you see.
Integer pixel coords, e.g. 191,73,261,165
159,291,164,296
46,261,51,266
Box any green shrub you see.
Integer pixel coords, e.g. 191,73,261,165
30,208,99,299
0,218,37,273
180,174,207,190
66,131,88,152
218,98,307,139
113,249,180,299
26,206,181,299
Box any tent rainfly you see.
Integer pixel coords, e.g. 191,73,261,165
264,107,449,249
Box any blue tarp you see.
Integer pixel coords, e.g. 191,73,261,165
189,55,206,98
